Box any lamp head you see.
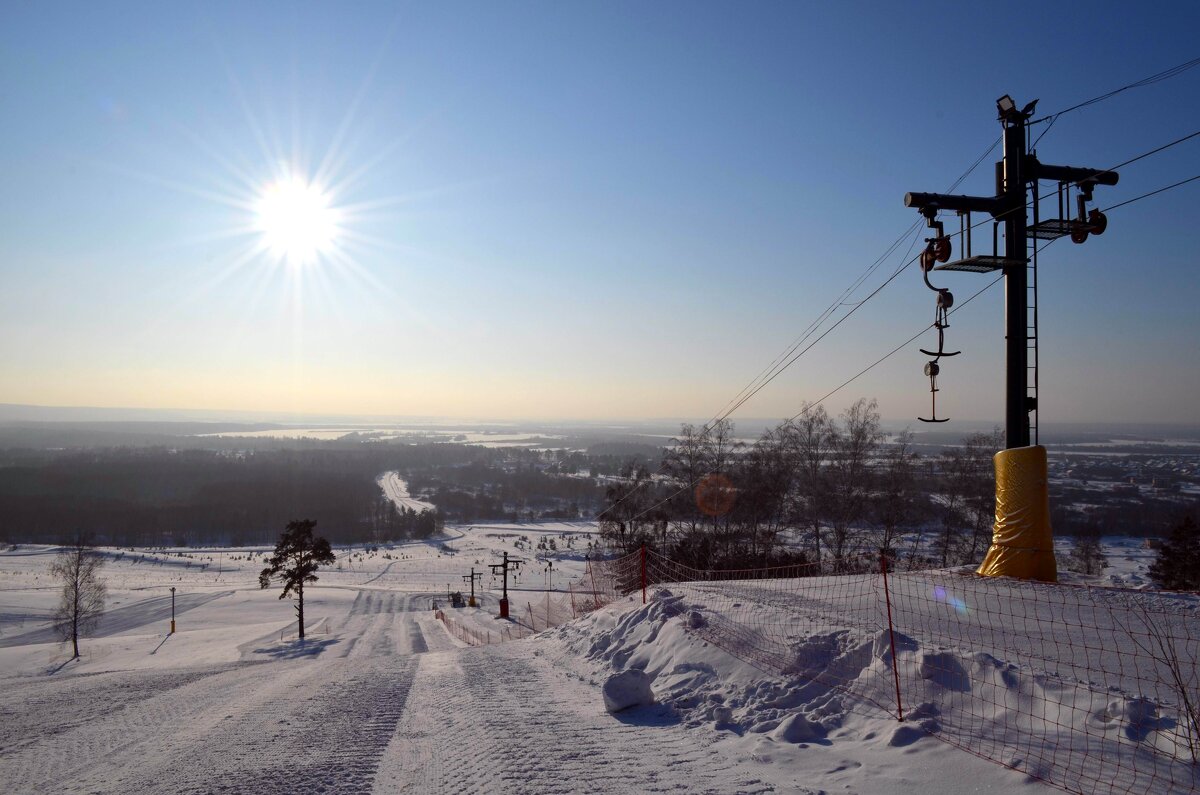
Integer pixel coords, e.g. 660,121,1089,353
997,94,1017,119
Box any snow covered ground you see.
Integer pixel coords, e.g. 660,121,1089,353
377,471,437,514
1054,535,1160,589
0,531,1190,794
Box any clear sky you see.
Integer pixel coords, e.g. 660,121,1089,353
1,1,1198,425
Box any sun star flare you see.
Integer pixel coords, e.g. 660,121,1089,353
255,174,341,266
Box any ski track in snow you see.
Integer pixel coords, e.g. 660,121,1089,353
376,645,780,795
0,591,431,794
0,583,780,795
7,528,1147,795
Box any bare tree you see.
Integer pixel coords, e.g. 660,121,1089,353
826,398,882,570
734,423,795,562
599,462,663,553
704,419,742,557
1118,605,1200,764
259,519,336,640
662,423,710,539
789,403,834,569
706,418,740,477
958,429,1004,563
933,428,1001,567
932,452,966,567
50,532,107,658
1066,528,1108,576
873,429,919,559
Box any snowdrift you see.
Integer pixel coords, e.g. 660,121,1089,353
550,560,1199,795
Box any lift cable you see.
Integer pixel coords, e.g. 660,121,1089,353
1095,129,1200,177
597,242,922,525
711,249,919,424
596,131,1193,524
1029,55,1200,148
704,225,918,429
750,128,1200,422
1102,173,1200,213
622,265,1012,528
703,136,1001,432
614,170,1193,526
598,137,1004,523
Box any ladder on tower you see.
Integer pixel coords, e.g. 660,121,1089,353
1027,182,1041,445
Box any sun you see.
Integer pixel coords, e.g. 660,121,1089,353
255,174,341,265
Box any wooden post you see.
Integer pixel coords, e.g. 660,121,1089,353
641,544,647,604
881,552,905,722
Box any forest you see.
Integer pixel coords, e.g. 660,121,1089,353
598,400,1199,571
0,441,607,546
0,414,1192,553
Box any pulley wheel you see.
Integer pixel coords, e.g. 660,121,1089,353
933,237,951,263
924,361,940,377
1070,228,1089,245
1088,209,1108,235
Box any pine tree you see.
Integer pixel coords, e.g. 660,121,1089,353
259,520,336,639
1148,516,1200,591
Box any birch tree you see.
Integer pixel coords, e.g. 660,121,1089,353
50,532,107,658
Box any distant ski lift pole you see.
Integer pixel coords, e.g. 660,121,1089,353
538,556,555,591
462,567,482,607
489,551,524,619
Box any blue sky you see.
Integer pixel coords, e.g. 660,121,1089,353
1,1,1198,424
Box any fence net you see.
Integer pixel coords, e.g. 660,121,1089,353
500,547,1198,795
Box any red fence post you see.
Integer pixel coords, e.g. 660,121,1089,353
589,557,600,609
880,552,905,722
641,544,647,605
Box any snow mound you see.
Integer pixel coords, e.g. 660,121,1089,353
547,575,1197,794
602,668,655,713
559,589,878,736
772,713,826,743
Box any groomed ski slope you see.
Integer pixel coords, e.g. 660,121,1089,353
0,527,1176,794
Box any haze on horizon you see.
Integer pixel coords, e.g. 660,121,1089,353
2,2,1198,426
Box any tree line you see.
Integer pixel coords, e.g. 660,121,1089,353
0,443,604,545
0,448,443,546
599,399,1005,571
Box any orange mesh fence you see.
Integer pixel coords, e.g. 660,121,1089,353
511,588,579,634
573,547,1199,795
436,545,1197,795
434,609,531,645
887,564,1199,795
641,549,896,712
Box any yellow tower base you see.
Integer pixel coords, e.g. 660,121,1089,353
976,444,1057,582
